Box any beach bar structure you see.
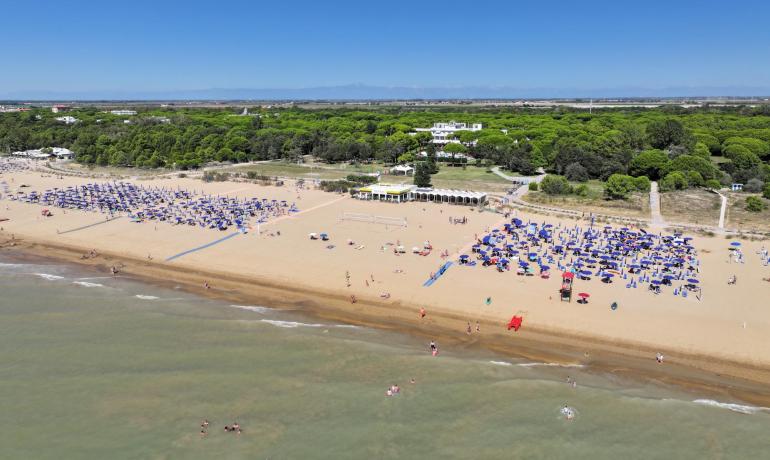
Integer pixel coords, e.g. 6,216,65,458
354,184,416,203
412,187,487,205
353,184,486,206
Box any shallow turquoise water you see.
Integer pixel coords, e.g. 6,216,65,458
0,257,768,459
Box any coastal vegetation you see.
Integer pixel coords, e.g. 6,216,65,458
2,105,770,200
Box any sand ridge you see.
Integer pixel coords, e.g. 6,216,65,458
2,170,770,402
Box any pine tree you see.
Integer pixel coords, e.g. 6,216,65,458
413,162,432,188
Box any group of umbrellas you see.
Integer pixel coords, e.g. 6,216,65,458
459,217,703,299
15,181,299,232
0,158,30,174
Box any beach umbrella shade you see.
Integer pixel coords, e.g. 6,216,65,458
730,242,741,247
687,278,699,284
578,293,590,299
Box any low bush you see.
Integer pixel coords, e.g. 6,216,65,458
540,175,572,195
745,196,767,212
346,174,378,184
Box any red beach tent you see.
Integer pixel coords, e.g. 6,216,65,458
507,315,523,331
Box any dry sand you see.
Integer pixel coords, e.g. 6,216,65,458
2,170,770,403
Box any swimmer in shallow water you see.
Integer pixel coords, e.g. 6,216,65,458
561,405,575,420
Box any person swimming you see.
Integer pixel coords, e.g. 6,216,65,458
430,340,437,352
561,405,575,420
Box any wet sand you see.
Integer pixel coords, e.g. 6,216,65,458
4,238,770,408
2,170,770,407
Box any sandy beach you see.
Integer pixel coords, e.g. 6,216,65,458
2,169,770,405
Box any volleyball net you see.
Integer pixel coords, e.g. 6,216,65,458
340,212,407,227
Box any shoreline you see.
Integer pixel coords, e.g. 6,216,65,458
4,235,770,408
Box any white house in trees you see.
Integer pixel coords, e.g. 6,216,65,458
413,121,482,144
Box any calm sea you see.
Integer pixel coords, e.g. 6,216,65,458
1,256,768,459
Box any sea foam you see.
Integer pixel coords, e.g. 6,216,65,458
517,362,586,368
35,273,64,281
72,281,104,288
260,319,325,328
229,305,271,314
259,319,359,329
135,295,160,300
692,399,770,415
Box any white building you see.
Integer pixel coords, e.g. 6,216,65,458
12,149,49,159
417,150,472,160
51,147,74,159
55,116,78,124
353,183,486,205
354,183,416,203
412,188,487,205
390,164,414,176
51,105,70,113
110,110,137,116
11,147,74,159
413,121,482,144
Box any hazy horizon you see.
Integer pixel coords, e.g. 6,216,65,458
3,84,770,102
2,0,769,99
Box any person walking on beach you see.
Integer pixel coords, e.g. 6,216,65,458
466,321,472,335
476,320,480,333
420,307,426,319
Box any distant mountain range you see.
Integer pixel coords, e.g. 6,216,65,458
2,84,770,101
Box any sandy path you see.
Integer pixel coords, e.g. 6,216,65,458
717,191,728,229
649,181,664,226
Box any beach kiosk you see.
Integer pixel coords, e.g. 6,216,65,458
560,271,574,302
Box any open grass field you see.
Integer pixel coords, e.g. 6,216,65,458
523,180,650,219
231,162,352,181
231,162,510,192
429,165,511,192
659,189,722,227
724,192,770,233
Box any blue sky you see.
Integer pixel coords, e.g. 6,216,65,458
2,0,770,96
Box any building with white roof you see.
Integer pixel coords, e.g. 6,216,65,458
11,147,74,159
55,116,78,124
354,183,416,203
413,121,482,144
353,183,486,205
417,150,472,160
110,110,137,116
390,164,414,175
412,188,487,205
